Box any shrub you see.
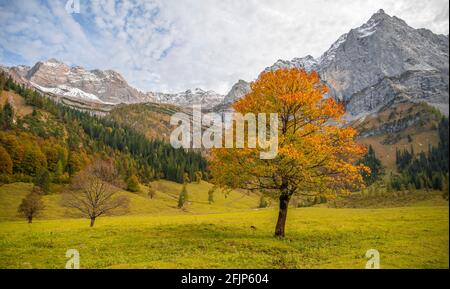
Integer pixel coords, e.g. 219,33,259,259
258,195,268,208
126,175,140,193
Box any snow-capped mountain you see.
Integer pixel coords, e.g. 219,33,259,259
2,9,448,121
10,59,152,104
224,9,449,120
3,59,225,108
223,80,252,105
149,88,225,109
265,55,319,73
212,80,252,113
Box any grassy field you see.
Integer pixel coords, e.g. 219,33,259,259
0,182,448,269
0,181,261,221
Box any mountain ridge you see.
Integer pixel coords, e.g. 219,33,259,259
2,9,448,126
1,59,226,108
256,9,449,118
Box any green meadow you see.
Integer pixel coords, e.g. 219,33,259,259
0,182,448,269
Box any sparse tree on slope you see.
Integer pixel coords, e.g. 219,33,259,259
195,171,203,183
178,183,188,208
18,187,45,223
208,187,215,204
126,175,140,192
62,160,129,227
147,183,156,199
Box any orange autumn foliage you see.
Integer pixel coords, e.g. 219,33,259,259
209,68,368,236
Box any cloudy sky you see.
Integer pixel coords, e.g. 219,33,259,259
0,0,448,94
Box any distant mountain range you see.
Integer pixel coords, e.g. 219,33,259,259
151,88,225,109
1,59,225,109
3,59,151,104
1,9,448,149
223,9,449,120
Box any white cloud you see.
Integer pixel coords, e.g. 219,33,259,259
0,0,448,94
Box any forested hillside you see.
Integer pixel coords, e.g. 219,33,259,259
0,73,207,186
391,118,449,193
108,103,186,142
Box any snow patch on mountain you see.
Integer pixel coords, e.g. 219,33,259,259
31,82,110,104
227,9,449,121
356,17,380,38
150,88,225,109
317,33,348,67
265,55,319,73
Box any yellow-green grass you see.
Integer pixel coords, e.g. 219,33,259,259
0,205,448,269
0,181,261,221
1,182,448,268
332,190,448,208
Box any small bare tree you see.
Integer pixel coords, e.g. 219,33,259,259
18,187,45,223
62,160,129,227
147,183,156,199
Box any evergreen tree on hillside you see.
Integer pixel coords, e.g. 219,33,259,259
0,73,6,94
21,145,47,177
357,145,383,186
393,117,449,193
34,168,51,194
54,160,64,183
0,103,14,130
0,75,208,184
178,183,188,209
0,145,13,175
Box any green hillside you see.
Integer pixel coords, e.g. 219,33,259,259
0,181,261,221
108,103,186,142
355,102,442,169
0,73,207,185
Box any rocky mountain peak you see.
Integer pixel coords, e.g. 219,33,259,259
150,87,225,109
222,79,251,106
225,9,449,119
13,59,152,104
47,58,65,64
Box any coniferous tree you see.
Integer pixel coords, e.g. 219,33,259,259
178,183,188,208
0,145,13,175
34,168,51,194
0,75,208,184
54,160,64,183
357,145,383,186
1,103,14,130
393,117,449,193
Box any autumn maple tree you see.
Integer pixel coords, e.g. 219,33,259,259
209,68,368,237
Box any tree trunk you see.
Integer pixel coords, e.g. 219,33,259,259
90,217,95,227
28,216,32,224
275,194,290,237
